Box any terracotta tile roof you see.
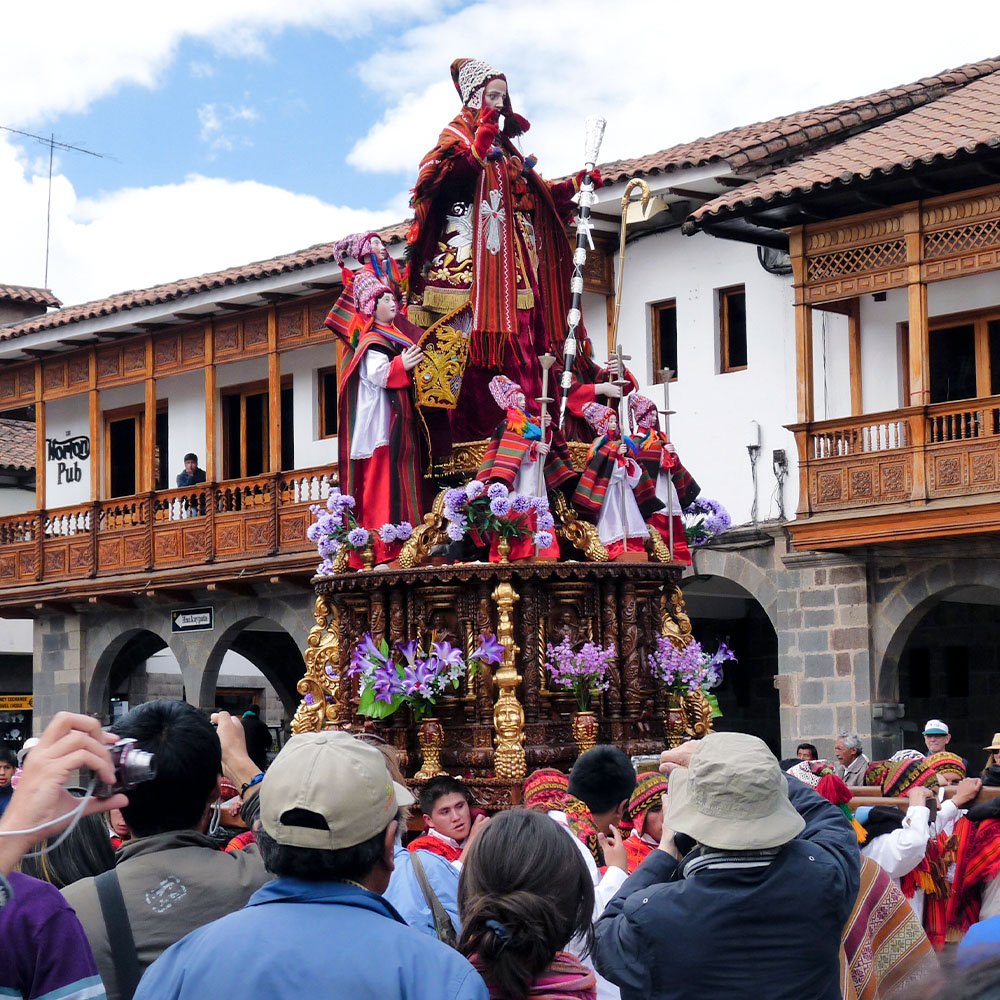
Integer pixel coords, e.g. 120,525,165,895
687,69,1000,228
0,221,410,343
601,57,1000,185
0,417,35,472
0,285,61,308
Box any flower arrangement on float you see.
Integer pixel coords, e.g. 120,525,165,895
442,480,555,553
308,488,413,575
683,497,731,548
649,637,737,718
544,637,616,755
348,631,505,779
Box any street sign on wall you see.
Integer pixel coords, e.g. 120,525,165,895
170,607,214,633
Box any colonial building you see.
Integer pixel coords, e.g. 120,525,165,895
2,57,999,765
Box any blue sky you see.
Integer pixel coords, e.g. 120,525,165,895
1,0,998,307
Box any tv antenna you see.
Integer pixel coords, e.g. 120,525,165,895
0,125,105,289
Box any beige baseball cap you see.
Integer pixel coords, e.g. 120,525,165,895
666,732,805,850
260,731,414,851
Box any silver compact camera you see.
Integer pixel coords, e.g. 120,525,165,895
93,737,157,799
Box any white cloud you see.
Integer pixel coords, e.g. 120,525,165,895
348,0,1000,179
197,102,260,154
0,0,446,126
0,136,401,306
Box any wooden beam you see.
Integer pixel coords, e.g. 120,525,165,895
22,348,58,358
303,281,339,290
88,594,136,610
135,321,181,332
143,339,156,492
666,185,716,201
204,324,217,482
206,581,256,597
789,229,814,423
34,364,45,509
89,350,100,502
903,206,929,406
260,292,297,304
174,311,217,321
848,298,863,417
213,302,252,313
268,308,281,473
58,337,101,348
144,588,197,604
33,600,78,615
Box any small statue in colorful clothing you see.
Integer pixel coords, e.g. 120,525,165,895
407,57,603,443
628,393,701,565
475,375,574,560
331,271,429,566
572,403,663,561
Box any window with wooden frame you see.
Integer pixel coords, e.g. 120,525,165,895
925,307,1000,404
719,285,748,373
650,299,678,382
104,405,144,499
221,377,293,480
318,366,339,438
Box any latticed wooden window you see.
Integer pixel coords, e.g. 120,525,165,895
806,240,906,282
924,219,1000,259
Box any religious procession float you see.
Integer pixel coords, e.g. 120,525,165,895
289,58,734,807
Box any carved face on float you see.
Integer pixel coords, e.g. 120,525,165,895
515,391,527,410
369,236,387,261
482,78,507,111
549,604,582,648
495,697,524,736
374,292,396,324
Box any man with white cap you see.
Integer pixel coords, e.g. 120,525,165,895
592,732,860,1000
922,719,952,754
135,731,488,1000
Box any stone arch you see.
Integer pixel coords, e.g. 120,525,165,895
88,626,170,718
685,546,779,633
875,560,1000,705
196,610,308,717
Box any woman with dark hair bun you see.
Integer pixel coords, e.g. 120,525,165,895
458,809,596,1000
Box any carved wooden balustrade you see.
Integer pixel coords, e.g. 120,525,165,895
0,465,338,591
790,395,1000,529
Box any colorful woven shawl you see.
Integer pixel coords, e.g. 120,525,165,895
923,816,1000,950
476,414,574,491
841,855,938,1000
524,768,602,864
473,951,596,1000
572,440,662,523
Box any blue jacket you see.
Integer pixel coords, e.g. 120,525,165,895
593,777,860,1000
384,845,462,938
135,877,487,1000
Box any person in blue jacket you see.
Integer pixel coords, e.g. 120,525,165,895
135,732,488,1000
593,732,860,1000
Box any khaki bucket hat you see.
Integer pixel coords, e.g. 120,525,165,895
666,732,805,850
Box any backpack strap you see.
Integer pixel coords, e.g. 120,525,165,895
95,868,142,1000
409,850,458,948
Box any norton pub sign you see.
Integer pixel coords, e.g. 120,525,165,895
170,607,214,633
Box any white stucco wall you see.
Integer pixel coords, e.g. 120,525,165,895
0,487,35,516
0,618,32,653
45,394,90,508
582,228,799,527
281,343,339,471
159,371,206,486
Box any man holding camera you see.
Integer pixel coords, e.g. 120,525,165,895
62,700,270,1000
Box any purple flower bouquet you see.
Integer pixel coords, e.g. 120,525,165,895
544,637,615,712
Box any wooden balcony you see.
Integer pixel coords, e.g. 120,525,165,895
788,396,1000,548
0,466,337,605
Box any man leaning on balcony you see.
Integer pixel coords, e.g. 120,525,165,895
176,453,207,518
835,733,870,787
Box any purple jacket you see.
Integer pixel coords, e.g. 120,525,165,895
1,871,107,999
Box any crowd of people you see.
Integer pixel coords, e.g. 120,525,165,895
4,706,1000,999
